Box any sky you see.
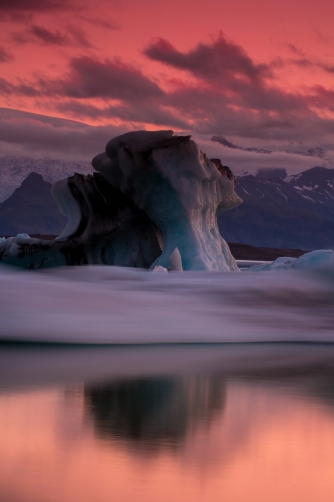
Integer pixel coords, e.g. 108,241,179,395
1,0,334,173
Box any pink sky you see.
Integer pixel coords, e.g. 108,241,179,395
1,0,334,172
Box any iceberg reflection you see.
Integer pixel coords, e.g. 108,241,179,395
84,376,225,450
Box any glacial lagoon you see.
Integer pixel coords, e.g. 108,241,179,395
1,260,334,501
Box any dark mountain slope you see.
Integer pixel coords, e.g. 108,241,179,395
218,167,334,249
0,172,66,236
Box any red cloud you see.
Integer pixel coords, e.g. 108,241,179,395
0,0,70,12
0,46,14,63
39,56,164,102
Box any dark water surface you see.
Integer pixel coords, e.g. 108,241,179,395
1,343,334,502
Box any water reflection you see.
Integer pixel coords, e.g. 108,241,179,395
2,350,334,502
84,376,225,450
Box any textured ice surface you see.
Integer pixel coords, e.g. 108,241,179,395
93,130,242,271
0,263,333,344
248,249,334,271
0,172,161,269
52,179,82,240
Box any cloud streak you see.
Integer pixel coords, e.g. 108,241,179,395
0,0,72,12
39,56,164,101
12,24,92,48
0,108,127,159
0,47,14,63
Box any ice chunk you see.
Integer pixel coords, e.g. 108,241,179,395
248,250,334,271
152,265,168,273
169,248,183,271
16,233,30,239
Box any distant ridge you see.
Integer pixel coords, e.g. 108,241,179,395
0,172,66,236
0,156,94,202
218,166,334,249
2,165,334,249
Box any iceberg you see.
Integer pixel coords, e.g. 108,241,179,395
0,131,242,271
93,131,242,271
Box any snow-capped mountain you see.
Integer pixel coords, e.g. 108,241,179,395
237,166,334,219
218,166,334,249
0,156,94,202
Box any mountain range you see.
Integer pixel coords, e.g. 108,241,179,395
0,156,93,202
0,161,333,250
218,166,334,249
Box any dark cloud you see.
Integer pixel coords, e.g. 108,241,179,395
81,16,121,30
30,25,67,45
0,55,164,105
54,100,189,128
0,109,127,159
306,85,334,112
143,34,313,134
144,34,272,84
0,46,14,63
319,63,334,74
0,78,38,97
1,108,333,173
0,107,89,128
13,24,92,48
39,56,164,101
68,25,92,48
2,34,334,152
290,56,334,75
211,135,326,159
145,35,334,146
212,135,272,154
312,25,330,45
0,79,15,94
287,43,306,57
0,0,70,12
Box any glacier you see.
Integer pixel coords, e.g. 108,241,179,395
0,130,242,271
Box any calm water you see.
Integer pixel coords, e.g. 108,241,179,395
1,343,334,502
